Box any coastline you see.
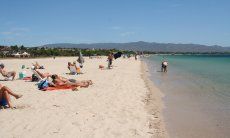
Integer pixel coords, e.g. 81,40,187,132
141,60,168,138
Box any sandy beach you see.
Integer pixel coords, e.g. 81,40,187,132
0,57,166,138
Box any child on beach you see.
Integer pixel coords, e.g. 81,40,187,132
0,84,22,109
0,63,16,80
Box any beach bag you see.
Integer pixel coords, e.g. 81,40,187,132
38,80,49,90
32,74,39,82
19,71,26,79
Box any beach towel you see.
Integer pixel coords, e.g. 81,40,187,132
23,76,32,81
41,85,76,91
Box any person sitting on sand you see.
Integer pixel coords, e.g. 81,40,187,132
32,62,44,69
67,62,82,75
0,84,22,109
0,63,16,80
67,62,74,70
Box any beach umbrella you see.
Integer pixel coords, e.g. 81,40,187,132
77,50,84,67
13,52,21,58
114,52,123,59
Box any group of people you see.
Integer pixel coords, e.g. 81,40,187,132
67,61,82,74
0,52,139,109
0,60,92,109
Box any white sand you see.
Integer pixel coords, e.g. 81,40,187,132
0,57,166,138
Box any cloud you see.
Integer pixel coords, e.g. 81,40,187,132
120,31,135,37
1,27,30,36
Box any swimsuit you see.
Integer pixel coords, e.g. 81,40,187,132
68,79,76,83
0,98,7,106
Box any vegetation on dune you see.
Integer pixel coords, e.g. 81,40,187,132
0,45,135,58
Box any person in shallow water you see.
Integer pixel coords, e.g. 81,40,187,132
161,61,168,72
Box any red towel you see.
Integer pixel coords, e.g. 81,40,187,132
23,77,32,80
41,85,76,91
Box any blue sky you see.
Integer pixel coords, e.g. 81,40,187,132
0,0,230,47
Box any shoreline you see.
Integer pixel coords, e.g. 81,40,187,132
141,60,168,137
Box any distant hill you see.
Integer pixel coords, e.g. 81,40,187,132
42,41,230,52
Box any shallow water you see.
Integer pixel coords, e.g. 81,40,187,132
144,55,230,138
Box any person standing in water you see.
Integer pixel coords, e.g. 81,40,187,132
161,60,168,72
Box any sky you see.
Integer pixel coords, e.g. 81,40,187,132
0,0,230,47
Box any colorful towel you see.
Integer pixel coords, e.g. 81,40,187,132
23,77,32,81
41,85,76,91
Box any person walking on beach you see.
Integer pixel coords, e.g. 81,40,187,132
107,52,114,69
161,61,168,72
0,84,22,109
0,63,16,80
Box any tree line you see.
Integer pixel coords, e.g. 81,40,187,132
0,45,136,58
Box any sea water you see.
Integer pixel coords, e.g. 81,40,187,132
144,55,230,138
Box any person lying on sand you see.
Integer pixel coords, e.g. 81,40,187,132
0,84,22,109
0,63,16,80
32,62,44,69
33,69,92,88
50,74,92,88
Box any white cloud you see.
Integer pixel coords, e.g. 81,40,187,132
120,31,135,37
1,27,30,36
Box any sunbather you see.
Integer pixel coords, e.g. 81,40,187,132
0,84,22,108
0,63,16,80
33,69,92,88
51,74,92,88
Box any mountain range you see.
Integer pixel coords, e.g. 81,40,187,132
42,41,230,53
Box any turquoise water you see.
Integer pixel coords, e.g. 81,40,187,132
144,55,230,138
